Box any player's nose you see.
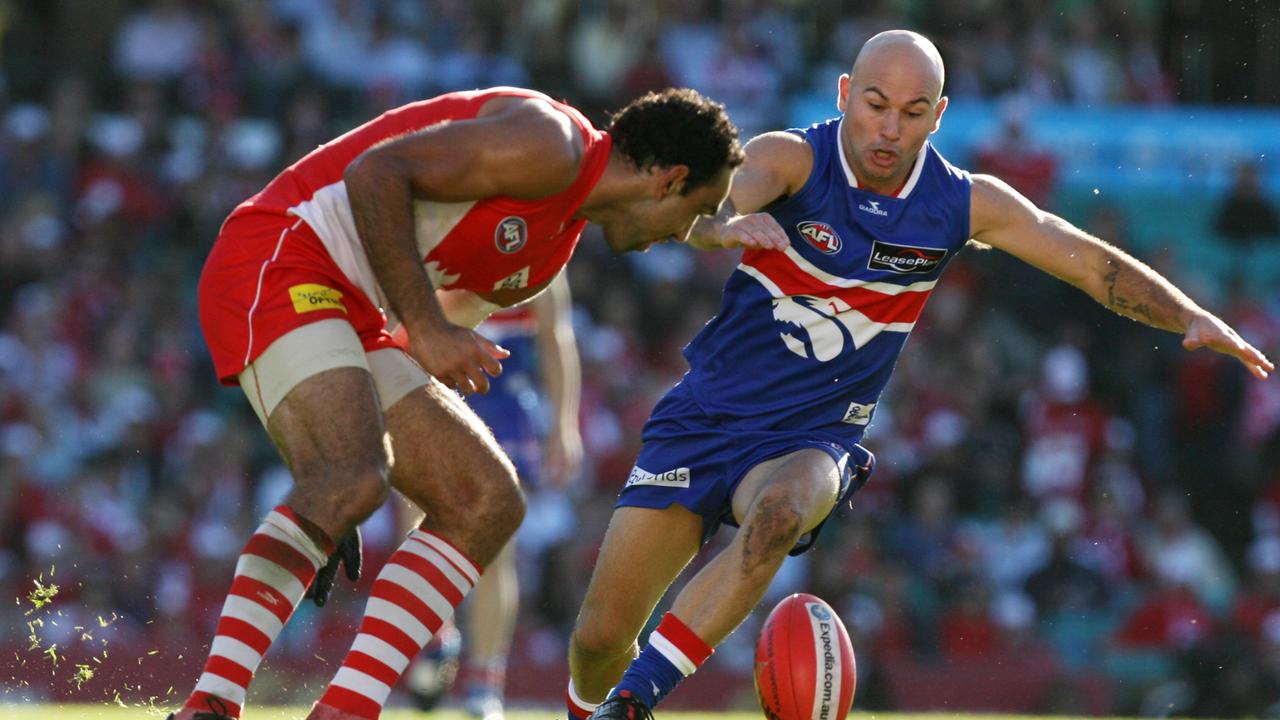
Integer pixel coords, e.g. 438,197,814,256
881,112,901,140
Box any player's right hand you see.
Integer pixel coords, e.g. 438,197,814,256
1182,313,1274,380
411,322,510,394
715,212,790,251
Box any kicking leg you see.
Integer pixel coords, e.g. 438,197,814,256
597,449,841,714
566,505,702,718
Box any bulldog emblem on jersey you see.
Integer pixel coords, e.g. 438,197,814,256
495,216,528,253
797,220,842,254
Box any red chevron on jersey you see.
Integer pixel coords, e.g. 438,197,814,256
740,246,934,326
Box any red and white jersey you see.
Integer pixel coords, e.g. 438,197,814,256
230,87,611,311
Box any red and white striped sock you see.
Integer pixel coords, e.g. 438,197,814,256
566,678,600,720
317,529,480,719
185,506,332,717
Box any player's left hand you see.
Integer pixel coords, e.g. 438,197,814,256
1183,313,1274,380
713,213,790,251
306,528,362,607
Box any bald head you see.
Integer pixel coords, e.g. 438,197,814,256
837,30,949,195
851,30,945,103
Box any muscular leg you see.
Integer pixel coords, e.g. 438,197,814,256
384,375,525,564
311,374,527,719
569,505,703,705
264,367,393,541
670,449,840,645
175,366,390,720
594,449,842,712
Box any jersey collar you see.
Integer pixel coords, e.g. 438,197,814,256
837,118,927,199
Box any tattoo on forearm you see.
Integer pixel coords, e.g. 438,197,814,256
1101,264,1173,328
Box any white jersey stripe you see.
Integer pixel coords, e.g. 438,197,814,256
738,263,786,297
288,182,383,308
739,263,916,348
774,246,937,294
287,182,479,320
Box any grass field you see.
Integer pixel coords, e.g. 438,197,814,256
0,708,1107,720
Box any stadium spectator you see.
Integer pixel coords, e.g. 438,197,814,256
1215,161,1280,248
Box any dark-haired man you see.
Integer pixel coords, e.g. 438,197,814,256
569,31,1272,720
171,87,761,720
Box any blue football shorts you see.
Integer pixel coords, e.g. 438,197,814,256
617,383,875,555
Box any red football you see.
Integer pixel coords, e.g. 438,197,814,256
754,593,856,720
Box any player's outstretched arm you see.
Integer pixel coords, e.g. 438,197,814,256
970,173,1274,380
685,132,810,251
343,98,583,393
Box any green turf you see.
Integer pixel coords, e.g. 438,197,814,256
0,707,1109,720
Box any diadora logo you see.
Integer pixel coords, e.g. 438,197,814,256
841,401,876,426
797,221,842,254
625,466,691,488
867,239,947,275
495,216,527,253
858,199,889,217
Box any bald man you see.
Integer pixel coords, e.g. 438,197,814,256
567,29,1274,720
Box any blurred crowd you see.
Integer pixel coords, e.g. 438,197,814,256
2,0,1280,716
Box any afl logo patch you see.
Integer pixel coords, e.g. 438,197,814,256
797,221,842,254
495,216,528,253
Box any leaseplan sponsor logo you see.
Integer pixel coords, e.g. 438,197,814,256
797,221,842,254
625,466,691,488
867,239,947,275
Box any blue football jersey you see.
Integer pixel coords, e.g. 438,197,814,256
469,307,546,476
679,117,972,440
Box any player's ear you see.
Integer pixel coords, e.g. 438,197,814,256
656,165,689,198
931,96,949,134
837,73,851,113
